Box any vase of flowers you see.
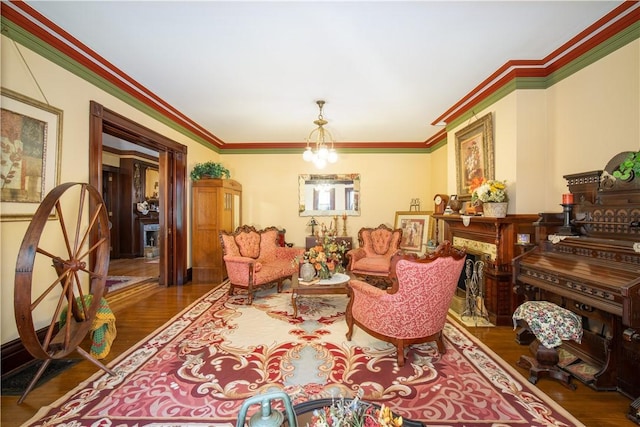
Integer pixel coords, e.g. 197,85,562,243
309,396,403,427
471,179,508,218
297,235,349,280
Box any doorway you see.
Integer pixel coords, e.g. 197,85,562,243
89,102,188,286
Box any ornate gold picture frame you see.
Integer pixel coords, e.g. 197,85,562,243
455,112,494,200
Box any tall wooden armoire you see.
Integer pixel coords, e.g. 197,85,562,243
191,178,242,283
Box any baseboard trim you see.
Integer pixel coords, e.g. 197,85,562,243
1,326,54,378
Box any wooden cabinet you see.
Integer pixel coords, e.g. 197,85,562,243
192,179,242,283
434,214,538,326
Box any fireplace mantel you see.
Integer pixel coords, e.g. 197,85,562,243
434,214,538,326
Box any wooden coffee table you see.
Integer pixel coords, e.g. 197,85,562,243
291,272,350,317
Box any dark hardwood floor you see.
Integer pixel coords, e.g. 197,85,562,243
1,281,635,426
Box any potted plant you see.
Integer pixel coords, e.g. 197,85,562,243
190,161,231,181
612,151,640,181
471,179,508,217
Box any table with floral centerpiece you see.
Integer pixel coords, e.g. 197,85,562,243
292,397,424,427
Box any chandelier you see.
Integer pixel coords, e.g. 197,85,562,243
302,100,338,169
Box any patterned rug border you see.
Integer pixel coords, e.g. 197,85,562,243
445,313,584,426
25,280,585,427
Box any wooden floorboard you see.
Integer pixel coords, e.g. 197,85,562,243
1,282,635,427
108,256,160,278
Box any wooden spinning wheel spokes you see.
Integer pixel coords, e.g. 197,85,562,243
14,182,111,362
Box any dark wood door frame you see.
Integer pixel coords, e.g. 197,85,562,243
89,101,188,286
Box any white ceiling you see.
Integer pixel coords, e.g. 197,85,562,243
26,1,623,145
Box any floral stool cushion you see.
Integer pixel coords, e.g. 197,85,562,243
512,301,583,348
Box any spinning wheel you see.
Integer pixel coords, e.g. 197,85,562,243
14,182,114,403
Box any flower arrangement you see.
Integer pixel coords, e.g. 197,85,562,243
309,396,403,427
302,235,349,279
471,179,508,203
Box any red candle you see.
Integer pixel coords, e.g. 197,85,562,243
562,193,574,204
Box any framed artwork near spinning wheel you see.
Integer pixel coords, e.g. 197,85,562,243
1,88,63,221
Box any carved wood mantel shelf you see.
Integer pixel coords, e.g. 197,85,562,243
434,214,539,326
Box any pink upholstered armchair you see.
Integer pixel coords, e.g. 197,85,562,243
346,241,466,366
219,226,304,304
346,224,403,285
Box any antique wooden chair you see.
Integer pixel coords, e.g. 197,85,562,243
346,241,466,366
346,224,403,287
220,226,304,304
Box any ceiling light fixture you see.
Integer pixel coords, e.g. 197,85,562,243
302,100,337,169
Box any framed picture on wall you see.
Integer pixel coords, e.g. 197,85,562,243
454,112,494,200
1,87,63,221
394,211,434,255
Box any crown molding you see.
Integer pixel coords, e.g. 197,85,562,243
2,1,637,153
432,1,640,127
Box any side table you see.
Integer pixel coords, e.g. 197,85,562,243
291,273,350,318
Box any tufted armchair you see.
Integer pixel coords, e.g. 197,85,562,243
219,226,304,304
346,224,403,285
346,241,466,366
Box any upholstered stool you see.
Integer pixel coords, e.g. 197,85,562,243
512,301,583,390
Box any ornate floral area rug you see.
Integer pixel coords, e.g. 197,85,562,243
25,283,584,426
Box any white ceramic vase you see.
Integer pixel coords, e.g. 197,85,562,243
482,202,508,218
300,261,316,281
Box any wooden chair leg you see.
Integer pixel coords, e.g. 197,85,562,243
435,332,447,355
247,284,254,305
346,316,354,340
397,341,406,367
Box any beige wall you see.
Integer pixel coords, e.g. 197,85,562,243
221,151,432,247
545,40,640,207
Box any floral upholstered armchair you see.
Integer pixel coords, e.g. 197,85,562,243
219,226,304,304
346,224,403,285
346,241,466,366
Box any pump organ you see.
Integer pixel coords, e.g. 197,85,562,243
513,153,640,421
